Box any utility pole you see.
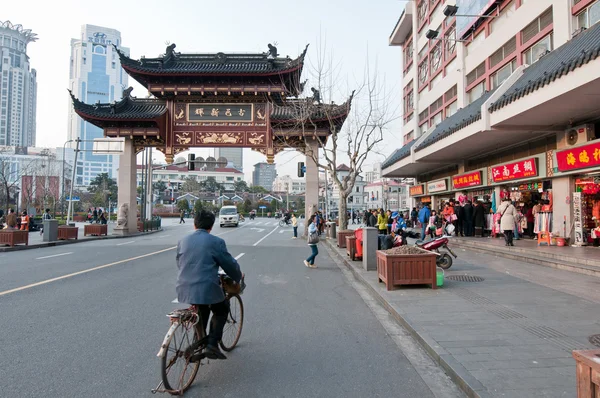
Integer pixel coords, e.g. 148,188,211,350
66,138,80,225
286,182,289,211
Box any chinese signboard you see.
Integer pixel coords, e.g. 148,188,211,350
453,171,482,189
491,158,538,183
188,104,254,122
409,185,424,196
456,0,496,38
556,141,600,172
427,179,448,193
518,182,543,191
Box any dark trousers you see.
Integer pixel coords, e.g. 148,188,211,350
379,229,387,235
180,217,185,224
307,244,319,265
195,300,230,347
293,226,298,237
464,220,474,237
527,221,534,238
457,219,464,236
504,230,514,245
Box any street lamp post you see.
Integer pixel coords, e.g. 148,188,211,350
61,139,74,218
66,138,81,225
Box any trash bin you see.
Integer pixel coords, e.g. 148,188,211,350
43,219,58,242
328,222,337,239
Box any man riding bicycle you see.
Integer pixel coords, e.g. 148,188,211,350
176,210,243,360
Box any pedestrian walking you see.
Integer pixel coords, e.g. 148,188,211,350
418,204,431,239
40,208,51,235
463,200,474,236
179,209,186,224
4,209,17,229
473,200,486,237
20,210,30,231
291,213,298,239
497,198,518,246
92,208,98,224
377,209,387,235
304,214,319,268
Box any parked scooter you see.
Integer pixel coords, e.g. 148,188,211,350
392,223,457,269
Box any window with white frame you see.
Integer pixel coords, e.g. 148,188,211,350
491,59,517,89
577,1,600,29
468,81,485,103
445,101,457,118
522,34,553,65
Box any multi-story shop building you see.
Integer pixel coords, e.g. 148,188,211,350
384,0,600,243
137,165,244,192
67,24,129,186
0,21,37,147
252,162,277,190
365,162,382,183
272,174,306,194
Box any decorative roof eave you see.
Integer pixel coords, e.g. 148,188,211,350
69,89,167,128
270,92,354,128
489,22,600,113
382,140,416,169
115,44,308,79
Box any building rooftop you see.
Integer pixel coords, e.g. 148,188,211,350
489,22,600,112
382,140,416,169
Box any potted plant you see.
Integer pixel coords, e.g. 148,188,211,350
377,245,437,290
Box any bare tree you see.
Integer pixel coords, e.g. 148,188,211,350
0,147,35,215
274,38,398,231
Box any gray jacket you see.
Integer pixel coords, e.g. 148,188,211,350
176,229,242,305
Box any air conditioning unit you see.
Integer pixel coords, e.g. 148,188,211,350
565,124,596,147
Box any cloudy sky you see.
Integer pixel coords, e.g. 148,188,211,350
4,0,405,181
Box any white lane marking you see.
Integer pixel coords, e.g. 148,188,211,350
250,228,265,233
215,222,248,237
234,253,245,260
116,240,135,246
279,230,285,234
172,298,179,303
252,226,279,247
0,246,177,297
36,252,73,260
160,235,170,238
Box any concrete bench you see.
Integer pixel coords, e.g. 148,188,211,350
0,229,29,247
84,224,107,236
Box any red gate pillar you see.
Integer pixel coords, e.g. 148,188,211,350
114,138,138,235
305,139,319,234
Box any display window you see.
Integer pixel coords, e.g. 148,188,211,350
575,177,600,246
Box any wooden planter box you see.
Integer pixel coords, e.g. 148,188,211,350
337,230,354,248
376,249,437,290
84,224,107,236
573,349,600,397
58,226,78,240
346,236,357,260
0,229,29,247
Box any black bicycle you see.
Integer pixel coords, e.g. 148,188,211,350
152,274,245,395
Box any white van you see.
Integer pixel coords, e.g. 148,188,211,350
219,205,239,227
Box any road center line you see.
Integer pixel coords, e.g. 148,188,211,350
0,246,177,297
234,253,245,260
36,252,73,260
116,241,135,246
252,227,279,247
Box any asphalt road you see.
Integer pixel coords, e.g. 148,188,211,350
0,218,462,397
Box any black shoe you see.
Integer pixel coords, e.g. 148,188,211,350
204,345,227,360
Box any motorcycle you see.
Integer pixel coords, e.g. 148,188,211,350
392,224,457,269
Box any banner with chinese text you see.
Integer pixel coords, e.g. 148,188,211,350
556,141,600,172
453,171,482,189
409,185,424,196
491,158,538,183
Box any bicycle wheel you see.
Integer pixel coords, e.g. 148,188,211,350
161,321,201,395
220,295,244,352
279,220,285,227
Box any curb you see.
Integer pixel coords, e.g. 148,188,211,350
323,238,489,398
0,228,164,253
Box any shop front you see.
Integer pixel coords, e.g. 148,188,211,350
452,170,491,205
409,184,429,208
426,179,452,211
554,140,600,245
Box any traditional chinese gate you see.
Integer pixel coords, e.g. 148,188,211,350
71,43,351,234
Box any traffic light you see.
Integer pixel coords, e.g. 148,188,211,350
298,162,305,178
188,153,196,171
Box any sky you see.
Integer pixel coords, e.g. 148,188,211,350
4,0,405,182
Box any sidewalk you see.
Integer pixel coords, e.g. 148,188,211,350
0,221,162,252
324,237,600,398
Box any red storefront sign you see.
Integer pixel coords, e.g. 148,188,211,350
453,171,482,189
556,142,600,172
491,158,538,182
410,185,424,196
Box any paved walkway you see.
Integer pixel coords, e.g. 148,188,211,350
324,237,600,398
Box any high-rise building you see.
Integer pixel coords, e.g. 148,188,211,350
67,24,129,185
215,147,243,172
252,162,277,190
0,21,37,147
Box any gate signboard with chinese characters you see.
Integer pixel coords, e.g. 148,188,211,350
556,141,600,172
172,102,272,154
491,158,538,183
